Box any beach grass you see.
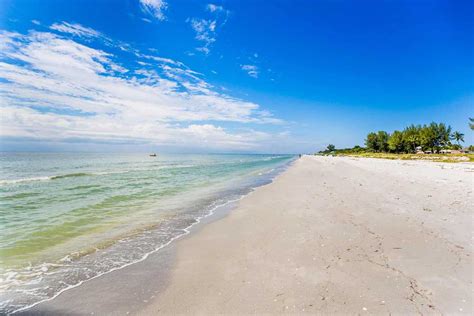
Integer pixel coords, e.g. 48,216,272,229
327,152,474,163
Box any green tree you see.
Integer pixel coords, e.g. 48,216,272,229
402,124,421,153
365,132,378,152
451,131,465,146
469,118,474,130
419,122,452,153
376,131,390,152
345,122,464,155
419,124,436,152
388,130,404,153
326,144,335,152
436,123,452,149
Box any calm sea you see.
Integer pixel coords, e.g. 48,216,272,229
0,152,294,313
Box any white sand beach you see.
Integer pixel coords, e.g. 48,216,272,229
139,155,473,314
27,155,473,315
4,2,473,314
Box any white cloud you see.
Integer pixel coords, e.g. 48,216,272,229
0,28,281,151
188,4,229,55
207,4,224,13
189,18,217,55
31,20,41,25
50,22,101,38
139,0,167,21
196,46,210,55
241,64,259,78
142,54,185,67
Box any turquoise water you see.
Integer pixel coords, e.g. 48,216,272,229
0,153,294,313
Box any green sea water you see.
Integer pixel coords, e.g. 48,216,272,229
0,153,294,313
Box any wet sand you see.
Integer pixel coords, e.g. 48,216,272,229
26,155,473,315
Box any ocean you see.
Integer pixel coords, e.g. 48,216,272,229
0,152,295,313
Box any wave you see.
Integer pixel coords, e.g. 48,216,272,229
0,176,51,185
1,158,295,314
0,165,200,186
3,188,258,315
50,172,90,180
0,174,93,185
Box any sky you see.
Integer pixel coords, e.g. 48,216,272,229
0,0,473,153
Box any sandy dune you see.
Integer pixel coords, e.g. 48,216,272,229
139,155,473,315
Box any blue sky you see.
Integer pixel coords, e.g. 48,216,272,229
0,0,473,153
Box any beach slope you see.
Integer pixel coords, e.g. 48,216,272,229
140,155,472,314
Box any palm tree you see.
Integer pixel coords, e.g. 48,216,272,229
451,131,465,146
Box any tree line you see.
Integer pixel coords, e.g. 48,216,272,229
320,120,472,154
365,122,464,153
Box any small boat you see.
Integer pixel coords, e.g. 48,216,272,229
149,153,157,157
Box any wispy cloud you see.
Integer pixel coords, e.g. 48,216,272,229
189,19,217,55
50,22,101,38
241,64,259,78
188,4,229,55
31,20,41,26
207,4,224,13
0,26,281,151
139,0,167,21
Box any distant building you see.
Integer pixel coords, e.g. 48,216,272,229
439,148,470,154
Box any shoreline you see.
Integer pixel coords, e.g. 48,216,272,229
14,196,240,314
16,158,295,315
23,156,473,314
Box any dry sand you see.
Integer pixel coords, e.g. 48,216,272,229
139,155,473,315
25,155,473,315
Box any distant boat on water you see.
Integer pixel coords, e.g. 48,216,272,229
149,153,157,157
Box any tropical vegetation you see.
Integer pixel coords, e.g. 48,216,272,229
318,121,472,155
